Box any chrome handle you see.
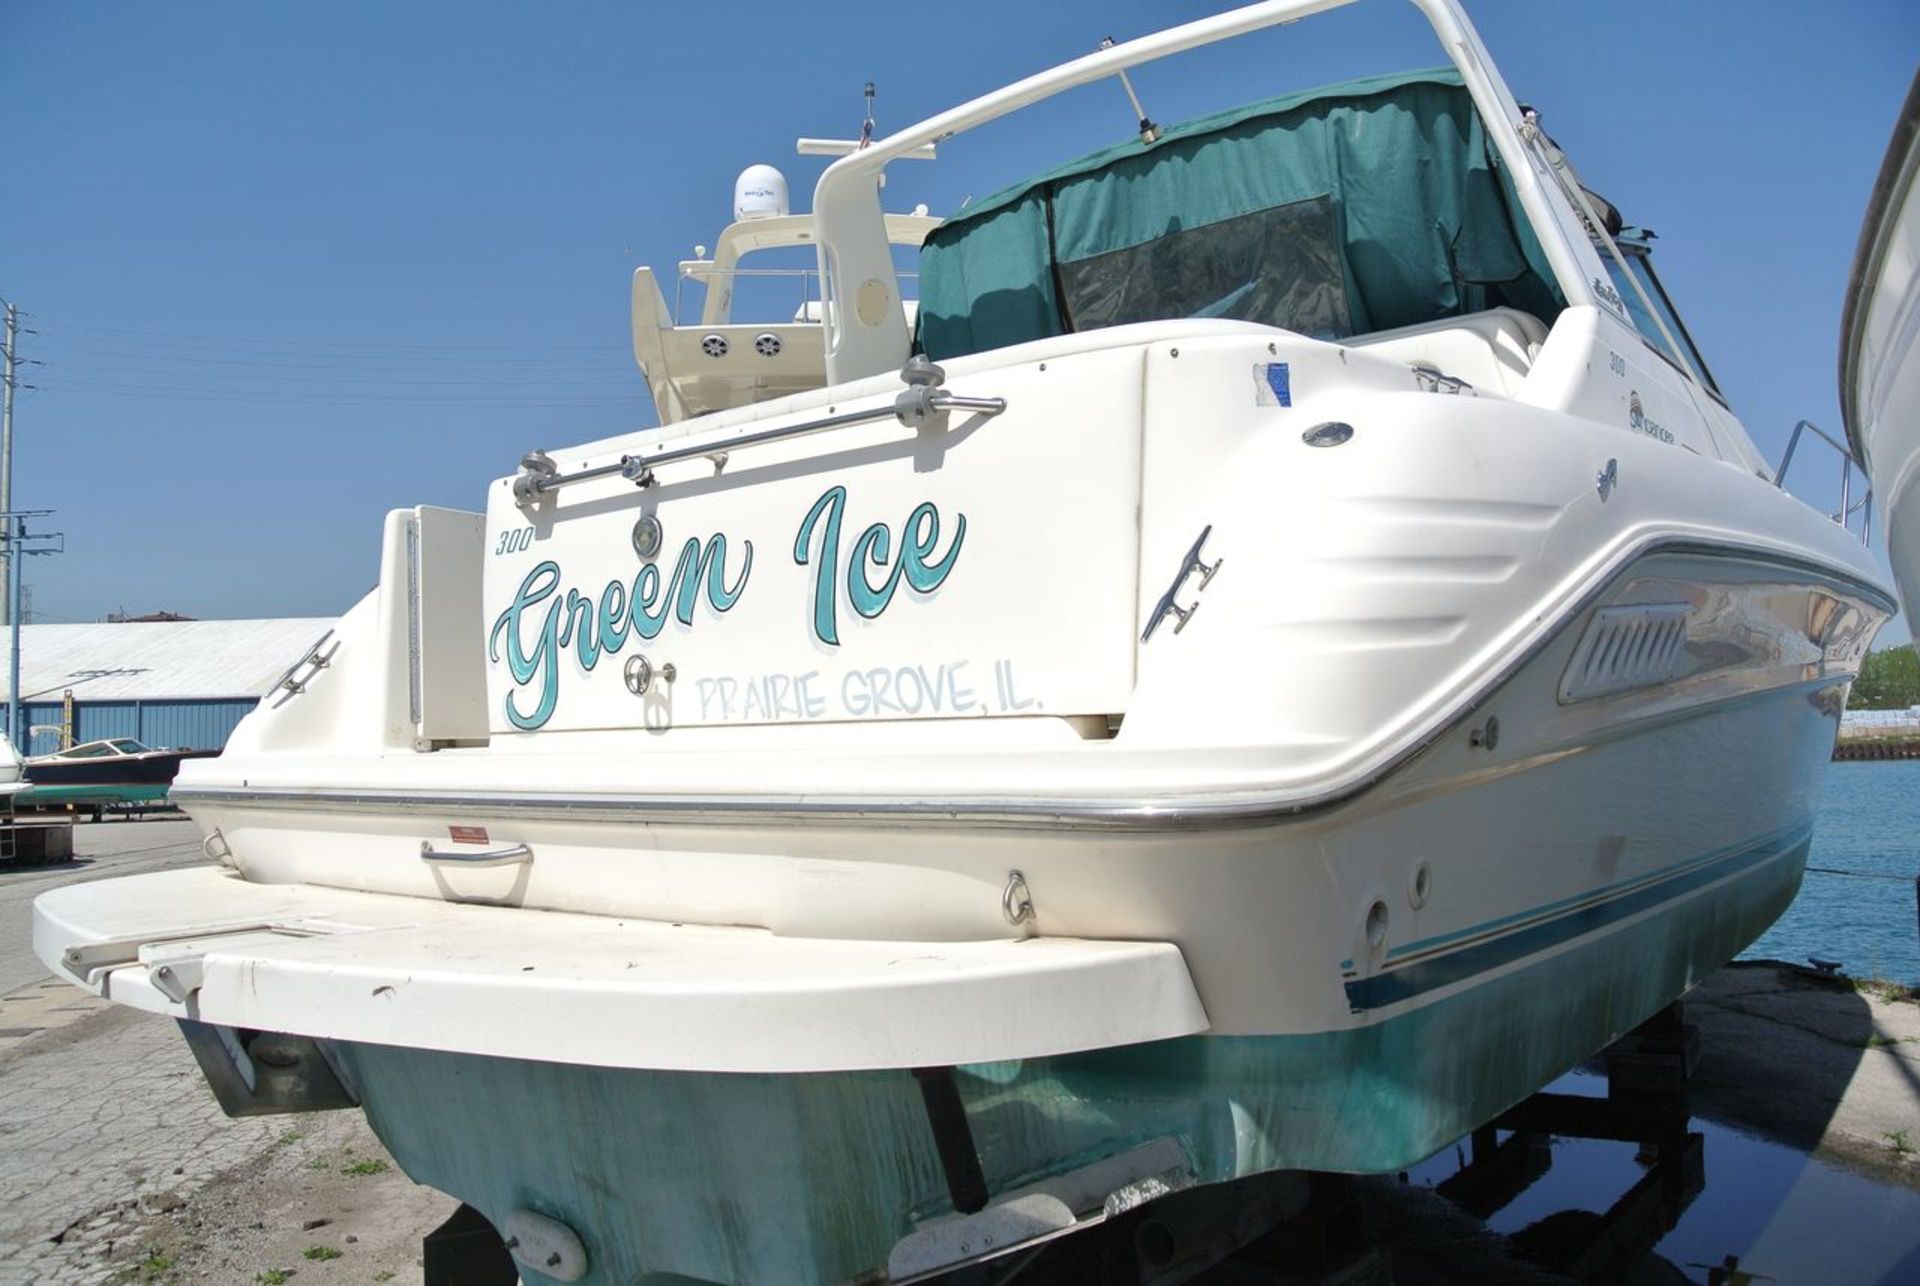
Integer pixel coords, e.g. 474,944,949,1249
418,841,533,868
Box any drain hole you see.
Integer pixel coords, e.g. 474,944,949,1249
1365,900,1390,949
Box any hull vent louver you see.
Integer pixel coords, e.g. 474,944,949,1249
1557,604,1691,703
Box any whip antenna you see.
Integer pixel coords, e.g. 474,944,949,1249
1099,37,1160,143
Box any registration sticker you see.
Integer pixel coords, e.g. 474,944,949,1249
1254,362,1292,407
448,825,491,845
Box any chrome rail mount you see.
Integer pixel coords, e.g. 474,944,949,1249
513,357,1006,505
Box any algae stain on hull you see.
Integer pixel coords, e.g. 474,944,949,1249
335,837,1804,1284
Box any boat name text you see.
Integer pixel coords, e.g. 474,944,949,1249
488,487,968,728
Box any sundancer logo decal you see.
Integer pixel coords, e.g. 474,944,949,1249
488,486,967,728
1628,391,1674,444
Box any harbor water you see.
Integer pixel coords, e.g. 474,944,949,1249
1742,759,1920,985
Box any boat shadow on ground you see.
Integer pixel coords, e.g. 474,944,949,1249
1682,960,1919,1176
0,855,93,877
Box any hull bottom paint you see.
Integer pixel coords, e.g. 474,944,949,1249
340,833,1801,1285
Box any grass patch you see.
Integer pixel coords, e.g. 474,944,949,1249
373,1274,395,1283
340,1158,390,1177
109,1246,175,1283
277,1129,303,1146
301,1246,341,1261
1853,977,1920,1005
255,1271,294,1285
303,1156,330,1171
1886,1129,1913,1155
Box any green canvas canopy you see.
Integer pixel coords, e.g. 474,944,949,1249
915,68,1564,361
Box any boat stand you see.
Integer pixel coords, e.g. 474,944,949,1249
913,1065,991,1216
893,1167,1387,1286
1435,1001,1705,1282
0,792,73,867
422,1203,518,1286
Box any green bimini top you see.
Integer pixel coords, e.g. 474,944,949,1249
916,67,1564,361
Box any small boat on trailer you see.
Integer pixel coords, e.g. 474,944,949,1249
19,737,218,814
33,2,1893,1282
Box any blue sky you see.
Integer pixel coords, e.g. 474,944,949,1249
1,1,1915,633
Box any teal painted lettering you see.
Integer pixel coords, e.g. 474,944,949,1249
672,535,756,627
488,562,564,730
847,522,903,619
795,486,967,645
597,580,630,655
489,530,752,729
794,486,847,645
706,534,751,610
902,502,965,591
561,589,601,670
632,561,670,640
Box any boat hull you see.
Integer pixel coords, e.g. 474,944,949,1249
1842,71,1920,608
38,633,1840,1283
325,693,1815,1285
20,748,218,810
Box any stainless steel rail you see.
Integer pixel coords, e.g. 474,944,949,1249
1776,419,1873,545
513,357,1005,505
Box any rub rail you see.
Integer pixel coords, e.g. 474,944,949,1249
513,356,1005,505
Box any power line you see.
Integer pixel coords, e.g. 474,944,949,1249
34,362,645,388
33,381,645,408
23,309,657,409
32,344,641,373
37,319,632,353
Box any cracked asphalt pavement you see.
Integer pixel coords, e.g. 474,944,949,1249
0,817,452,1285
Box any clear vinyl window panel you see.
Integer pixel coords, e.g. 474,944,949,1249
1601,245,1721,397
1057,195,1353,340
1621,249,1720,397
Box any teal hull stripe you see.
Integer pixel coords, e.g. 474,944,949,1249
1343,825,1810,1012
1384,821,1809,963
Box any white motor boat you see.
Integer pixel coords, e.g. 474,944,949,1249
33,3,1893,1282
0,733,25,797
1842,70,1920,609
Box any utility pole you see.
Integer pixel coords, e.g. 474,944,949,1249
1,510,62,746
1,300,15,631
0,299,35,632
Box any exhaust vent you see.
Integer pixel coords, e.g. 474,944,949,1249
1558,604,1690,703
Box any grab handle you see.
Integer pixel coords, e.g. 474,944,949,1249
419,841,533,868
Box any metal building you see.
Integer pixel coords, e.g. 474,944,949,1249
3,618,335,756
